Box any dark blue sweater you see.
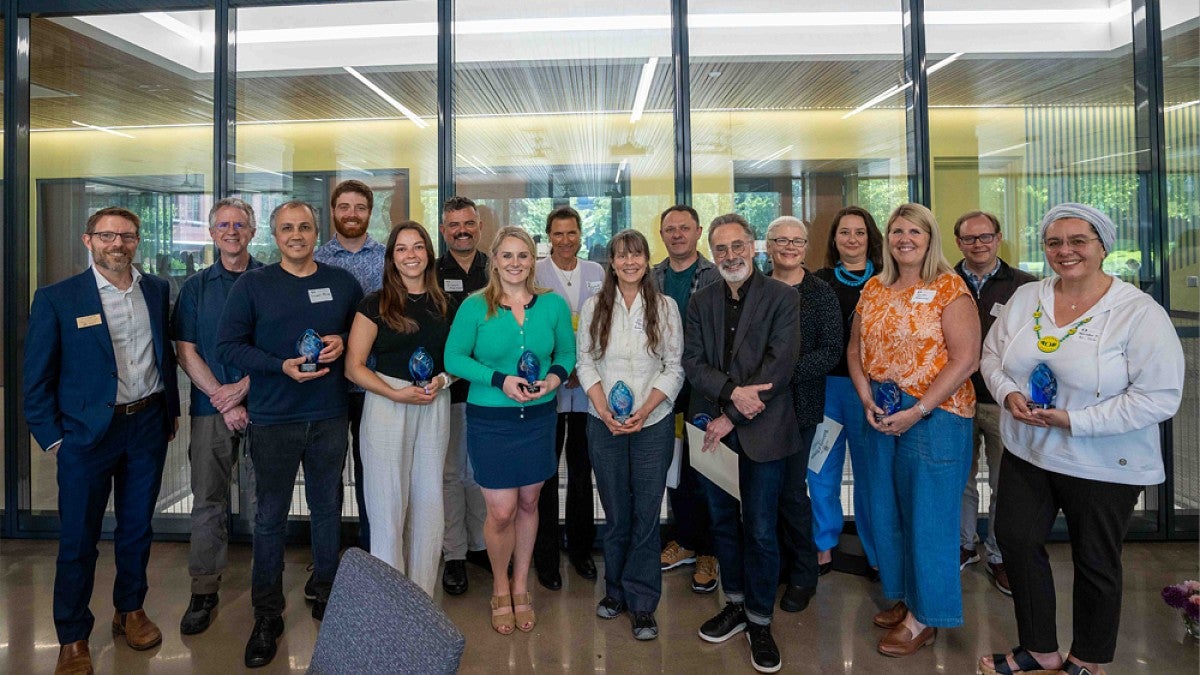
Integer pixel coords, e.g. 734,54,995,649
217,262,363,425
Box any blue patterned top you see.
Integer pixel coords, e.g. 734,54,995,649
315,235,385,294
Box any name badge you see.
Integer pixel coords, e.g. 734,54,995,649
990,302,1006,318
911,289,936,304
444,279,464,293
308,288,333,303
1076,326,1101,343
633,317,645,331
586,280,603,294
76,313,103,329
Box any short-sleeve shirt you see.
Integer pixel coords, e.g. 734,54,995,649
357,291,457,381
856,272,976,418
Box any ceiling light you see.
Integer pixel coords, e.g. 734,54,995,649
750,145,794,169
926,52,963,74
70,120,135,138
630,57,659,124
343,66,429,128
842,52,961,119
141,12,209,45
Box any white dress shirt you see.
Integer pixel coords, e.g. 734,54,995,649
94,266,162,404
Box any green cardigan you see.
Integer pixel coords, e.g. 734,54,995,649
445,291,577,408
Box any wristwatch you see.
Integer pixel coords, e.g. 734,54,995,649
917,402,932,419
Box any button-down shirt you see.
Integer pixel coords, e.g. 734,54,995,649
94,266,162,404
172,256,262,416
315,235,385,294
438,250,490,403
963,259,1001,294
575,292,684,428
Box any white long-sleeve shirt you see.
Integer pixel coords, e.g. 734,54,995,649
980,276,1184,485
575,292,684,427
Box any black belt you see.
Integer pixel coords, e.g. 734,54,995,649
114,391,164,415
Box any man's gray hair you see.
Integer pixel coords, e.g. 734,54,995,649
708,213,754,245
765,216,808,241
269,200,317,233
208,197,257,229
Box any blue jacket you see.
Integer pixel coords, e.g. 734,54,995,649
24,268,180,451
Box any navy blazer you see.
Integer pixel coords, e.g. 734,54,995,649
24,268,180,451
681,270,803,463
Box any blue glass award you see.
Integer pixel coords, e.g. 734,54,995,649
608,380,635,423
1029,363,1058,409
874,379,902,421
691,413,713,431
517,349,541,393
409,346,435,388
296,329,323,373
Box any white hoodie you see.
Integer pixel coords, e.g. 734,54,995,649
980,275,1184,485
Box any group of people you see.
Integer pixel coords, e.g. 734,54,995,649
26,186,1184,675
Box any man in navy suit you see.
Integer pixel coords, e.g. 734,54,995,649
24,206,180,675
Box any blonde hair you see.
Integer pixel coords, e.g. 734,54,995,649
881,203,954,285
482,226,549,317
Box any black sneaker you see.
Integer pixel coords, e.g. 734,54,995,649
746,623,781,673
442,560,468,596
179,592,219,635
698,601,746,643
596,596,626,619
631,612,658,641
244,615,284,668
303,572,317,602
779,585,815,613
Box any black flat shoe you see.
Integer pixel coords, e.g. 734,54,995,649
570,554,597,580
536,566,562,591
180,592,219,635
244,616,284,668
779,585,815,613
442,560,468,596
817,562,833,576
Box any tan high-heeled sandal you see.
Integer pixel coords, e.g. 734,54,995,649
513,592,536,632
491,595,514,635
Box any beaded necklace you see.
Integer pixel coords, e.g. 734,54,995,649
1032,301,1091,353
834,260,874,287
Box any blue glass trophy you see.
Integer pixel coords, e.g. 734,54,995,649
517,349,541,393
691,413,713,431
1029,363,1058,409
874,379,902,422
608,380,635,423
296,329,323,373
409,346,435,388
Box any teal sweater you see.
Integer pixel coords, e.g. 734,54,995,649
445,291,577,408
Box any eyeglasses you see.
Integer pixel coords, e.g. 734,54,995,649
213,221,250,231
88,231,139,244
957,233,998,245
770,237,808,248
1043,236,1100,251
711,240,749,258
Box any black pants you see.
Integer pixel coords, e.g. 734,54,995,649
778,425,819,588
995,452,1143,664
346,392,370,551
535,412,596,567
664,422,713,555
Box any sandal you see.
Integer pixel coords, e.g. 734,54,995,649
513,592,536,632
490,595,514,635
1060,660,1106,675
980,646,1060,674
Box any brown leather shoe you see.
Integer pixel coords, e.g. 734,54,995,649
112,609,162,650
872,601,907,629
877,623,936,657
55,640,93,675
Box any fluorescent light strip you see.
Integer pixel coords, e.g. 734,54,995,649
630,57,659,124
471,155,498,175
140,12,208,46
343,66,429,129
337,161,374,177
1166,100,1199,112
842,52,960,119
236,8,1129,45
229,161,289,179
456,154,489,175
980,142,1028,158
750,144,794,169
926,52,963,74
615,158,628,183
70,120,135,138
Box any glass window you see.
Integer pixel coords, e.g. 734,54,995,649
689,0,908,268
1162,2,1199,531
453,1,676,266
27,12,216,525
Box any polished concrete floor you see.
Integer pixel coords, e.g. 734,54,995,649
0,539,1196,674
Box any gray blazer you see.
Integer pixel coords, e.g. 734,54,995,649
682,270,803,463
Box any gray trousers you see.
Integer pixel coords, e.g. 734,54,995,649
960,402,1003,562
188,414,255,595
441,403,486,560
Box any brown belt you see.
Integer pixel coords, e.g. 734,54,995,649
114,391,165,415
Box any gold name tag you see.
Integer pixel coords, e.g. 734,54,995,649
76,313,102,329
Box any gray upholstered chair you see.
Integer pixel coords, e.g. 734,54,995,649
308,548,466,674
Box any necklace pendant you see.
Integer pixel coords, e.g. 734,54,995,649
1037,336,1060,353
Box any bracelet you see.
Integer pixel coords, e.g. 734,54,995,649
917,402,932,419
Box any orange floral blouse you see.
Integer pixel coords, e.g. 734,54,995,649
856,272,976,418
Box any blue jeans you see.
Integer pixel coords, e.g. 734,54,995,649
587,415,673,613
55,399,168,644
700,431,788,624
866,383,972,627
249,416,347,618
810,375,877,564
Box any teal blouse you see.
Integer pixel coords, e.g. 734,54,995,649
445,291,577,408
